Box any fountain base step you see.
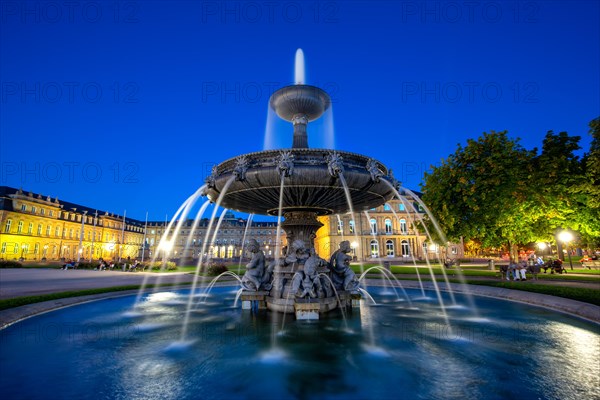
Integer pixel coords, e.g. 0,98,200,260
265,295,340,314
294,301,321,320
240,291,270,310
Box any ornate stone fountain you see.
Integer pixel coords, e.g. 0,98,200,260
203,50,398,318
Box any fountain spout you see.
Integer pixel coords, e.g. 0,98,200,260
294,48,305,85
269,51,330,148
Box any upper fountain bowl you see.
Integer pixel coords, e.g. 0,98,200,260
203,149,398,216
270,85,331,122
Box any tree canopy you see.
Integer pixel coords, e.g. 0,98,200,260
421,118,600,251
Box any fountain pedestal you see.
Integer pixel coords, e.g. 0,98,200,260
294,300,321,320
241,290,269,310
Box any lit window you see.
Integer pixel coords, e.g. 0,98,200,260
384,204,391,211
386,240,394,256
370,240,379,258
385,219,392,234
349,220,355,234
370,219,377,234
401,240,410,257
400,219,407,234
337,220,343,234
399,203,405,211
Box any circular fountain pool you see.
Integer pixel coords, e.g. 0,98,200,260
1,287,598,400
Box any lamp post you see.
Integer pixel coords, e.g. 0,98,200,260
351,241,358,261
89,210,98,262
558,230,574,270
537,242,547,257
77,210,87,263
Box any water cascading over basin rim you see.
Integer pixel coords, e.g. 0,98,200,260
203,148,397,216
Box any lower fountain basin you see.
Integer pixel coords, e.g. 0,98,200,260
204,149,396,215
1,287,598,400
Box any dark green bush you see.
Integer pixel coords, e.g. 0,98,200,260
75,262,100,270
0,260,23,268
207,262,228,276
148,261,177,271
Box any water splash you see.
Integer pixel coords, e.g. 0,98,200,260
294,48,305,85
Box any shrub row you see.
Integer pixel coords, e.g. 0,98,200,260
0,260,23,268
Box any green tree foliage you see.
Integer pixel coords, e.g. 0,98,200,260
575,118,600,244
422,131,536,249
421,119,600,251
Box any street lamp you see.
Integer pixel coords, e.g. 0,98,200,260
558,230,574,270
536,242,548,257
351,241,358,261
76,210,87,263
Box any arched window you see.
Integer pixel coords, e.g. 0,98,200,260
370,219,377,234
400,219,407,234
337,220,343,234
386,240,394,257
398,203,405,211
384,203,391,211
401,240,410,257
370,240,379,258
384,218,392,234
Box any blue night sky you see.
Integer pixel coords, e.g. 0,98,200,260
1,1,599,222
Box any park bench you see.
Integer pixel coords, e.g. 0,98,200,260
581,259,600,269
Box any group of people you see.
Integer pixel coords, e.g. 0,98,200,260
504,254,544,281
61,258,142,272
95,258,142,272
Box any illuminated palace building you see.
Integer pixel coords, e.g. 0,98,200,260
0,186,455,263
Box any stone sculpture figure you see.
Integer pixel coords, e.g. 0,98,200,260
291,248,328,298
241,239,272,291
329,240,359,292
276,151,295,178
326,152,344,178
366,159,383,183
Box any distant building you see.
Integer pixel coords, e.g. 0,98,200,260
314,195,457,262
0,186,145,262
0,186,459,263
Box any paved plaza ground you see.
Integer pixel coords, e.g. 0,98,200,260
0,267,598,328
0,268,194,299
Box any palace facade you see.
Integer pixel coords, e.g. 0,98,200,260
0,186,458,263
